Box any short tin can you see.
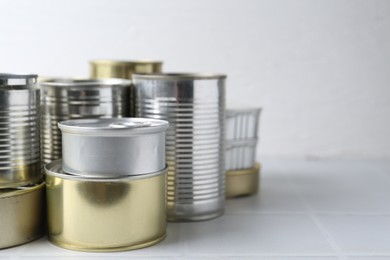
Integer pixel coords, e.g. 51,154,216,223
90,60,162,79
40,78,131,165
226,107,261,140
0,73,41,188
0,182,45,249
45,160,167,252
58,118,169,177
133,73,226,222
226,163,260,198
225,139,258,170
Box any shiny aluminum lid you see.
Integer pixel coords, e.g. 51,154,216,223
58,118,169,136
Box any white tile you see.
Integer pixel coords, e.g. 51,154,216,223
318,215,390,254
180,214,335,256
347,257,390,260
276,160,390,213
223,257,338,260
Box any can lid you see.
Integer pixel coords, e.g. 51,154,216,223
90,60,163,66
0,182,45,198
58,118,169,136
39,78,131,88
0,73,38,86
133,73,227,80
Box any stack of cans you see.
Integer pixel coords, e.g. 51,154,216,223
0,74,44,249
45,118,169,252
225,107,262,198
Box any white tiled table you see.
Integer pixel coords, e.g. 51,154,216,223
1,159,390,259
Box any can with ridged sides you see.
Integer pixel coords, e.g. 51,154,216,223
0,73,41,188
133,73,226,222
0,182,45,249
90,60,162,79
39,78,131,166
45,160,167,252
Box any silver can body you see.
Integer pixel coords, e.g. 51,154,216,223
40,79,131,165
0,74,41,188
133,73,226,221
59,118,169,177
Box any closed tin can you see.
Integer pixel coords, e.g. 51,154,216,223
226,163,260,198
0,182,45,249
58,118,169,177
133,73,226,222
90,60,162,79
40,78,131,165
226,107,261,140
0,73,41,188
45,160,167,252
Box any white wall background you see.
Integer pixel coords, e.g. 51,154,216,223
1,0,389,159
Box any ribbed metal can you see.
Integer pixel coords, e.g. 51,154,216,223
58,118,169,177
0,74,41,188
133,73,226,222
90,60,162,79
39,78,131,165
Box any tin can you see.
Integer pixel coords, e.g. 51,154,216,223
225,139,257,170
226,163,260,198
0,182,45,249
58,118,169,177
90,60,162,79
226,107,261,140
0,73,41,188
45,160,167,252
133,73,226,222
40,78,131,165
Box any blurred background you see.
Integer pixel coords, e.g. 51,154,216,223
1,0,389,160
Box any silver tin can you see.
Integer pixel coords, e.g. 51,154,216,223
133,73,226,222
40,78,131,166
0,73,41,188
58,118,169,177
225,139,257,170
226,107,261,140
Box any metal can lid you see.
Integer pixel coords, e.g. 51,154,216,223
0,73,38,86
90,60,163,66
133,73,227,80
39,78,131,88
0,182,45,198
58,118,169,136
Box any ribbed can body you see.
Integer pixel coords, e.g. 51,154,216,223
0,74,41,188
133,74,226,221
40,79,131,165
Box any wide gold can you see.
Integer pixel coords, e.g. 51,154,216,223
226,163,261,198
0,182,45,249
90,60,162,79
45,160,167,252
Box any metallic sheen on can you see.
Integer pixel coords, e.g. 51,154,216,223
0,73,41,188
225,139,257,170
133,73,226,222
0,182,45,249
226,107,261,140
58,118,169,177
40,78,131,165
45,160,167,252
90,60,162,79
226,163,260,198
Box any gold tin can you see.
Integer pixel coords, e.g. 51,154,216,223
226,163,261,198
45,160,167,252
0,182,45,249
90,60,162,79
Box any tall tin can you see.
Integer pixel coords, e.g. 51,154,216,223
0,74,41,188
133,73,226,221
90,60,162,79
39,79,131,165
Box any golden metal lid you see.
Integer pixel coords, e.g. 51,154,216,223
226,163,261,199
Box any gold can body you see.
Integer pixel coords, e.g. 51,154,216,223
90,60,162,79
0,182,45,249
226,163,260,198
45,161,167,252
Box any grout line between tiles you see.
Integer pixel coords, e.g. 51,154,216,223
273,163,348,260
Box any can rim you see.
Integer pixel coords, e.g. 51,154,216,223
0,73,38,79
0,182,45,198
227,107,262,115
39,78,131,87
133,73,227,80
45,160,167,181
226,162,261,176
90,60,163,66
58,118,169,135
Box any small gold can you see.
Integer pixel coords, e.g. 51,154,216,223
90,60,162,79
45,160,167,252
0,182,45,249
226,163,261,198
